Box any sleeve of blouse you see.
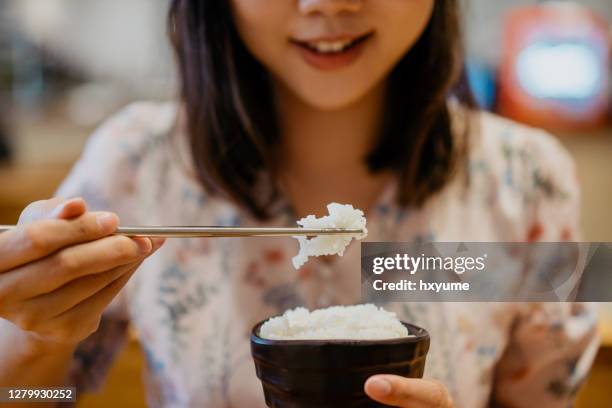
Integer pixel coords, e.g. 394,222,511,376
491,131,600,407
54,103,151,392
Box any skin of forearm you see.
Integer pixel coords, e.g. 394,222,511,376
0,319,75,390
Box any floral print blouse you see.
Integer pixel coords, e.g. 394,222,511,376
57,102,599,408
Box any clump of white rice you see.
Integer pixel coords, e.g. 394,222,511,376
259,304,409,340
292,203,367,269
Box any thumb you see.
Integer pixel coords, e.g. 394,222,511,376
365,375,453,408
18,197,87,225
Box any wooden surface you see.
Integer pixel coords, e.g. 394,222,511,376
78,340,147,408
576,347,612,408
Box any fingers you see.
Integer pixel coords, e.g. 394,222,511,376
22,261,143,320
3,262,140,333
3,235,152,298
149,237,166,252
40,267,138,341
364,375,453,408
0,211,119,272
18,197,86,224
21,238,164,318
53,198,88,220
0,197,167,346
1,238,165,344
18,198,65,224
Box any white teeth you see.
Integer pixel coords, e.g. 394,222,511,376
308,39,354,54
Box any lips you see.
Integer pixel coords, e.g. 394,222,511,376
290,31,374,71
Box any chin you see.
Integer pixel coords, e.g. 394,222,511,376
290,80,376,111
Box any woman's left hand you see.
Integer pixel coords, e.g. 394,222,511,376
365,375,454,408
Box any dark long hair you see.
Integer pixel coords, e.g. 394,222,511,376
169,0,475,220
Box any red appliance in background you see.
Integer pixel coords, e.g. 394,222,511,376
499,2,610,131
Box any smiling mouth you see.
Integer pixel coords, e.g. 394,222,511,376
290,32,374,55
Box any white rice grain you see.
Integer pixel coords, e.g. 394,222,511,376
259,304,409,340
292,203,367,269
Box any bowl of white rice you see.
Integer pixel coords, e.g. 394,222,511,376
250,304,430,408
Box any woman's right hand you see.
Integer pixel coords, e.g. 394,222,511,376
0,197,164,349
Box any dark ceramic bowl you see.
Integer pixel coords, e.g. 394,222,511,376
250,320,430,408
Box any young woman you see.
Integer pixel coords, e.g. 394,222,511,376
0,0,599,407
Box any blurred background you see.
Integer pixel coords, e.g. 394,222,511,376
0,0,610,406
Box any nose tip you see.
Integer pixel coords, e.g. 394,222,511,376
298,0,363,16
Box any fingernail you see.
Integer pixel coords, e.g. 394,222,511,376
368,378,391,397
96,213,117,233
135,238,152,254
151,237,166,249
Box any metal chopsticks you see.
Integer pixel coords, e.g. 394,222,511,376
0,225,364,238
